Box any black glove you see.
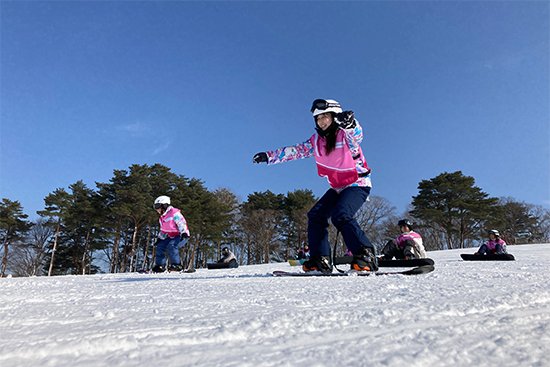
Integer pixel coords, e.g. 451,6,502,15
180,233,189,242
334,111,356,129
253,152,268,164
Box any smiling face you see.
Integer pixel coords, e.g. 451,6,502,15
315,112,333,131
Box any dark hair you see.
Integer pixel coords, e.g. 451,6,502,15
316,113,338,154
325,126,337,154
398,219,413,229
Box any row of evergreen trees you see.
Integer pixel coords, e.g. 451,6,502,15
1,164,549,277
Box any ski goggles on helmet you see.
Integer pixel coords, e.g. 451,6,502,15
153,203,163,209
310,99,341,113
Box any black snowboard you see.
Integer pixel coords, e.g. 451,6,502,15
378,258,435,267
333,256,434,267
460,253,515,261
272,265,435,277
207,261,239,269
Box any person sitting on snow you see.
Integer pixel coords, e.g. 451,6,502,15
475,230,507,255
380,219,427,260
218,247,238,268
297,245,310,260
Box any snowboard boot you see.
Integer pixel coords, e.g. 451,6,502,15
168,264,183,272
351,247,378,272
152,264,165,273
302,256,332,274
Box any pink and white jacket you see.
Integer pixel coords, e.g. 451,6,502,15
485,239,506,253
396,230,427,258
265,122,371,190
158,206,190,240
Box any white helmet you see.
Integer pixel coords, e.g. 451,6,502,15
489,229,500,237
310,98,343,117
153,195,170,209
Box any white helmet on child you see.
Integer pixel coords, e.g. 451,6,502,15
489,229,500,237
310,99,343,117
153,195,170,209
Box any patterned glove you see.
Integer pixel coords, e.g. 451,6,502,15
334,111,356,129
253,152,268,164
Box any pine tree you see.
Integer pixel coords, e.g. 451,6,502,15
0,198,31,277
411,171,498,249
38,188,71,276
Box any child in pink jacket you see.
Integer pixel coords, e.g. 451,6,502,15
381,219,427,260
152,195,190,273
475,230,507,255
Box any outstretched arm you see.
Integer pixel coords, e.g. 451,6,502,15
253,138,314,165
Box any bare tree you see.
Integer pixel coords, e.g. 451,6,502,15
355,196,397,251
531,205,550,243
10,219,54,276
239,209,280,264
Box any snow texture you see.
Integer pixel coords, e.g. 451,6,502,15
1,244,549,367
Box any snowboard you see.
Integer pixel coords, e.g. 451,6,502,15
137,268,196,274
207,262,239,269
378,258,435,267
272,265,435,277
332,256,434,267
460,253,515,261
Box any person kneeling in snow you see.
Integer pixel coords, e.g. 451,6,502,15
380,219,427,260
475,230,507,255
218,247,238,268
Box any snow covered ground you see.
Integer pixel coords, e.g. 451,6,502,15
1,244,549,367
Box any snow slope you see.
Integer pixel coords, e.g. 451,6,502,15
1,244,549,367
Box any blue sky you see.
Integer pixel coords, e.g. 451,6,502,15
1,1,549,219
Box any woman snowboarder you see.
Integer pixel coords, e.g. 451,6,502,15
253,99,377,273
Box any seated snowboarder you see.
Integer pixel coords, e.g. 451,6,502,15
475,230,507,255
218,247,238,268
297,245,310,260
380,219,427,260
